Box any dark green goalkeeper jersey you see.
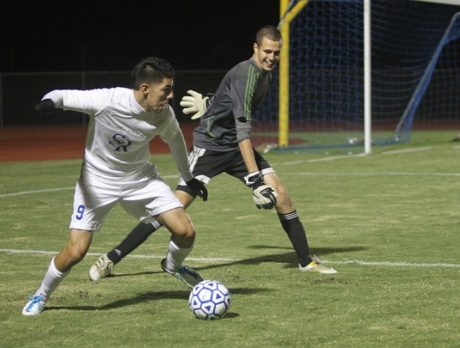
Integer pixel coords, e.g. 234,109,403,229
193,57,272,152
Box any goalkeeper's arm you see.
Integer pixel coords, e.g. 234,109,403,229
239,139,277,209
180,90,213,119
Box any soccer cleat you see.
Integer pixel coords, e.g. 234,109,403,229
299,256,338,274
161,258,203,288
89,255,114,281
22,294,47,316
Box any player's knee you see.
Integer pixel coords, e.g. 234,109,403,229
63,239,89,265
67,246,87,263
274,186,294,211
172,223,195,248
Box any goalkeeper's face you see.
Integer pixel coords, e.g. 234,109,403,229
253,37,282,72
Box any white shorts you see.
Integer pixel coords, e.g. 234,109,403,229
69,175,183,232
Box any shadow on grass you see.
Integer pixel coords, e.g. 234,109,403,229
197,245,367,271
45,287,266,313
100,245,367,277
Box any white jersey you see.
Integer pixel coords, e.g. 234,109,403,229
43,87,193,182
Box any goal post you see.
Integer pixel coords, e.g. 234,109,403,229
254,0,460,154
278,0,309,148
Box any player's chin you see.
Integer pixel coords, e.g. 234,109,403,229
154,104,168,112
263,63,277,71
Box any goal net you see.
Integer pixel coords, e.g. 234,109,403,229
253,0,460,153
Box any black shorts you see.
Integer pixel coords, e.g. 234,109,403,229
176,146,274,196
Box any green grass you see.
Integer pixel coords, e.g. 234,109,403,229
1,130,459,347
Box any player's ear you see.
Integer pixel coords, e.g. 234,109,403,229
253,42,259,52
139,83,150,96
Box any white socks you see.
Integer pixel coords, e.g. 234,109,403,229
36,257,67,299
164,240,192,271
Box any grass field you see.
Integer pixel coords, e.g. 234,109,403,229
1,130,459,347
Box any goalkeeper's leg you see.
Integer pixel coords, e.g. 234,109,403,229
264,173,337,274
89,191,196,281
89,221,160,281
107,220,161,264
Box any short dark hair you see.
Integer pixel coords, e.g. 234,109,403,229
255,25,282,46
130,57,175,89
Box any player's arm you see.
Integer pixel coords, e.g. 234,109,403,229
163,114,208,201
35,89,109,116
233,68,277,209
239,138,277,209
239,138,259,173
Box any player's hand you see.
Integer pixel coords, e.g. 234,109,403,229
180,90,209,120
186,178,208,201
244,171,278,209
35,99,56,115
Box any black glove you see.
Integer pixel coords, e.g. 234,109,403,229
186,178,208,201
35,99,56,115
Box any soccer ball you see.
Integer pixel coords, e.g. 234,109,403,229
189,280,231,320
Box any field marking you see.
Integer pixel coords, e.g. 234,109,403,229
382,146,432,155
2,169,459,198
1,248,459,269
275,153,367,166
0,174,179,198
286,171,460,177
0,187,75,198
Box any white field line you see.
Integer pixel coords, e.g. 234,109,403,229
274,153,367,166
0,174,179,199
381,146,432,155
0,187,74,198
1,248,459,269
285,172,460,177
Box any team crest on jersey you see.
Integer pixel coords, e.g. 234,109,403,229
109,133,132,152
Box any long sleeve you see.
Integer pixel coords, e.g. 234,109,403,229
167,130,193,182
158,107,193,182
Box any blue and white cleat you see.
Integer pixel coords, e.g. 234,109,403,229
22,294,47,316
161,258,203,288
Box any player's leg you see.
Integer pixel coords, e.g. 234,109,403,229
23,178,116,315
229,148,337,274
156,207,203,288
89,220,159,281
22,229,93,316
89,147,210,280
263,172,337,274
119,178,203,288
88,190,199,281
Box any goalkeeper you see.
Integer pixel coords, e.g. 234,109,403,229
89,25,337,280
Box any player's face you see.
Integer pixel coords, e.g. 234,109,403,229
253,37,282,72
143,78,174,113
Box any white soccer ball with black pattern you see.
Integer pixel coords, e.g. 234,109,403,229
188,280,231,320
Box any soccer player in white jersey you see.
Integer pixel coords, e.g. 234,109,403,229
22,57,208,316
89,26,337,281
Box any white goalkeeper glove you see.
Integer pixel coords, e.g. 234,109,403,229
244,171,278,209
180,90,210,120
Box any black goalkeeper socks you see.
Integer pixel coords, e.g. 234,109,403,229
278,211,313,267
107,220,161,264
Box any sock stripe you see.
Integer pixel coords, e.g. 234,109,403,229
278,211,298,221
151,219,161,229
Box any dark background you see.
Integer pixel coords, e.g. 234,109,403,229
1,1,280,72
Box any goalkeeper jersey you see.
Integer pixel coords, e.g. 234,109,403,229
43,87,193,182
193,57,272,152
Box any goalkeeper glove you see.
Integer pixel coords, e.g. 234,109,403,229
186,178,208,201
35,99,56,115
180,90,211,120
244,171,277,209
